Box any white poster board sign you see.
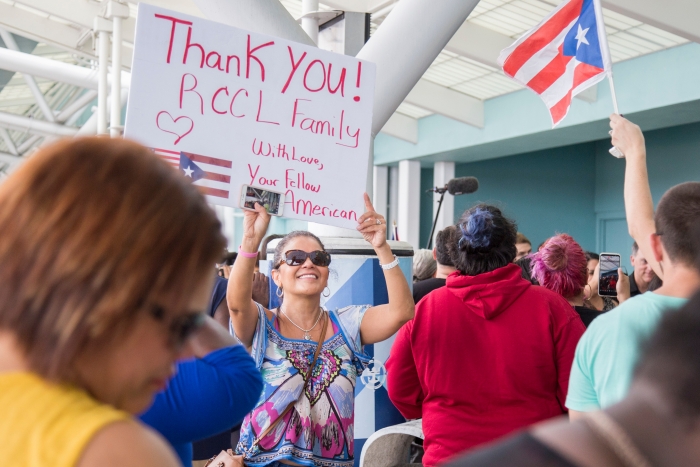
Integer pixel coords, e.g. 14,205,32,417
125,4,376,229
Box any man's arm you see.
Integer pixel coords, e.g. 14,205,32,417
612,115,663,279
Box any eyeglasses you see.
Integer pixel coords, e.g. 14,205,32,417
150,305,206,349
279,249,331,268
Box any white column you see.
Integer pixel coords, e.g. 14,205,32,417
433,161,455,246
356,0,481,136
94,17,112,136
107,1,129,137
373,165,388,221
301,0,319,45
398,160,420,249
388,165,399,232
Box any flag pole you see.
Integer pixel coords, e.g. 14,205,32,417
607,73,625,158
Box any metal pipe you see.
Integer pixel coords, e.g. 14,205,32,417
0,47,130,91
0,128,18,155
56,90,98,123
301,0,320,44
0,111,79,137
77,87,128,136
193,0,315,46
357,0,481,136
110,16,123,137
97,30,110,135
17,135,42,154
0,27,57,122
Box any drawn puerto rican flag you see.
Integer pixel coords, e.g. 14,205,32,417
498,0,612,127
152,148,232,199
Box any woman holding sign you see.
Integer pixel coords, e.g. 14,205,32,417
226,194,414,467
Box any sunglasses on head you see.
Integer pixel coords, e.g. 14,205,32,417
150,305,206,349
279,249,332,267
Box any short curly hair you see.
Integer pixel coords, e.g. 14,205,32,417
530,234,588,299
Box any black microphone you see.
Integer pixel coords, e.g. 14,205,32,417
426,177,479,195
447,176,479,195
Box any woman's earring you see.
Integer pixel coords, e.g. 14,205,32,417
322,286,331,297
276,287,284,298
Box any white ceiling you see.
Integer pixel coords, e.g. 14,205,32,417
0,0,692,155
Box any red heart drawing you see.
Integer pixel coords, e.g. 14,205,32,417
156,111,194,145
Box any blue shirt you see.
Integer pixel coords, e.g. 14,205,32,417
140,345,263,467
566,292,687,411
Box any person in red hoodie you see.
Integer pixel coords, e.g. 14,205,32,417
386,204,586,467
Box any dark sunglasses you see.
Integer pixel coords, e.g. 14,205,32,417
150,305,206,349
279,249,331,267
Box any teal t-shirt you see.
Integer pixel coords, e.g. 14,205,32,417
566,292,687,411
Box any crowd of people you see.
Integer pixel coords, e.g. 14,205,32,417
1,114,700,467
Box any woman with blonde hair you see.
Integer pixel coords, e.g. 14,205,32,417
0,138,226,466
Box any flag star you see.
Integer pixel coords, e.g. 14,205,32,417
575,23,590,50
183,165,194,177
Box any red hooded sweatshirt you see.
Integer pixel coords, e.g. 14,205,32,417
386,264,585,467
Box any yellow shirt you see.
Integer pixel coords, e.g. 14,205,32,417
0,372,129,467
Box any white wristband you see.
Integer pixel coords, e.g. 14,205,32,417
380,255,399,270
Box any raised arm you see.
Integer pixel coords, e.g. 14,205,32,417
357,193,415,345
611,115,663,279
227,203,271,347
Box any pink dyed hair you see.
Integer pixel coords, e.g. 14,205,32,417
530,234,588,299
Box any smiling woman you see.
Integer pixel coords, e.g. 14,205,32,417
225,194,414,467
0,137,226,467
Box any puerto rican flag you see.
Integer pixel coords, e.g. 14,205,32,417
152,148,232,199
498,0,612,127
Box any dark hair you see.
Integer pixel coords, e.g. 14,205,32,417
448,204,517,276
635,291,700,420
655,182,700,268
631,241,639,256
585,251,599,262
435,226,456,267
515,256,538,285
0,137,224,380
272,231,326,269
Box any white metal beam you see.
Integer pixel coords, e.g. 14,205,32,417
0,27,56,122
445,22,513,69
405,79,484,128
124,0,204,17
0,128,18,155
0,111,79,137
602,0,700,43
0,48,130,91
10,0,136,44
0,3,133,69
193,0,315,46
380,112,418,143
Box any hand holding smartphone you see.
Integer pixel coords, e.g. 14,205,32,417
598,253,621,297
239,185,285,216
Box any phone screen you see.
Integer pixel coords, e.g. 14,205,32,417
242,186,282,215
599,254,621,296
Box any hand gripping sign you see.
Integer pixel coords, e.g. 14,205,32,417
125,4,376,229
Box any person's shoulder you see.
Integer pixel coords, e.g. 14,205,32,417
78,420,180,467
523,285,581,321
601,292,686,327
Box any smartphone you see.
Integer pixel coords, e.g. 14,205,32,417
239,185,285,216
598,253,621,297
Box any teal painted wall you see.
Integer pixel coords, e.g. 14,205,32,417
594,121,700,269
418,143,598,253
415,121,700,272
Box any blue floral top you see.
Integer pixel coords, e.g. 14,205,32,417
232,303,371,467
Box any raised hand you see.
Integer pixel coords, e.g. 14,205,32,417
356,193,387,249
610,114,645,160
242,202,271,246
616,268,631,304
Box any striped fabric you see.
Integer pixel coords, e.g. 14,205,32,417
498,0,612,126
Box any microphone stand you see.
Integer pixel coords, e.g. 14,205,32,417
426,188,446,249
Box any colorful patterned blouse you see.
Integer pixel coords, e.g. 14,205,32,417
234,303,371,467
